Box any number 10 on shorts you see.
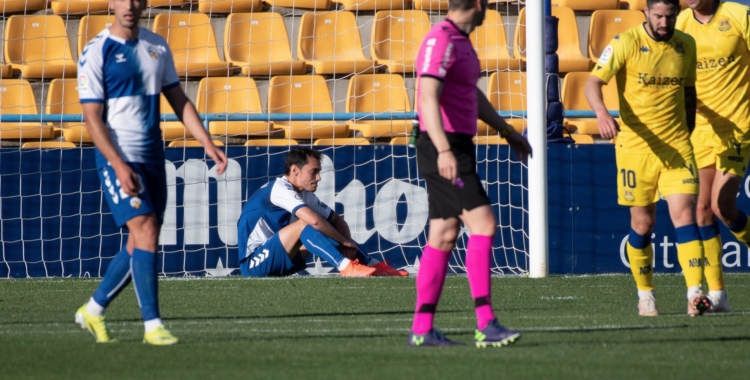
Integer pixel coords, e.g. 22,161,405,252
620,169,636,188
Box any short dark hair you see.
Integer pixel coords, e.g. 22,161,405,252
284,148,322,175
647,0,680,8
448,0,477,11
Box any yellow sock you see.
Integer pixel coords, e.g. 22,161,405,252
699,223,724,291
626,230,654,291
675,224,704,289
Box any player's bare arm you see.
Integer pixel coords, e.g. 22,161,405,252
476,88,532,162
419,76,457,184
584,76,620,140
82,102,140,197
162,86,227,175
294,206,357,255
685,86,696,133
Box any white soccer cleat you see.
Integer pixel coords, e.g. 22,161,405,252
638,292,659,317
708,290,730,313
688,293,711,317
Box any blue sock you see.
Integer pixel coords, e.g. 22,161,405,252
131,249,160,321
92,248,132,308
355,248,373,266
300,225,346,267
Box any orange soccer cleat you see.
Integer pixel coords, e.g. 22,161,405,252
373,261,409,277
339,259,377,277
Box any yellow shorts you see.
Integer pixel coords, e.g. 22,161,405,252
691,129,750,177
616,148,700,207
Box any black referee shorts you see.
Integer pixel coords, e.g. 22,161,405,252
416,132,491,220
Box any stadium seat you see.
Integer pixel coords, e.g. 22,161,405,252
589,10,646,62
371,10,432,74
196,77,277,138
0,80,53,140
50,0,109,15
78,15,115,57
4,15,77,79
0,65,11,78
551,0,620,10
621,0,687,10
478,72,527,134
313,137,370,145
245,139,299,146
267,0,330,9
168,140,225,147
470,10,522,72
473,135,508,145
46,78,88,144
153,13,238,77
337,0,409,11
516,7,591,73
389,136,410,145
160,95,192,141
570,134,594,144
267,75,349,139
22,141,77,148
224,13,307,76
413,0,448,11
346,74,412,138
0,0,47,14
298,11,377,75
149,0,193,7
561,71,620,135
198,0,262,13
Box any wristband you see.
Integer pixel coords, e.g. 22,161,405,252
438,149,451,154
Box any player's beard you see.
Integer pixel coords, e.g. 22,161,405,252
648,20,674,42
472,4,487,28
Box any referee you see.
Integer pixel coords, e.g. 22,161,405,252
408,0,532,347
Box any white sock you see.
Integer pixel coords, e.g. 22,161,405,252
367,259,380,267
85,298,105,316
637,289,655,300
687,285,703,300
144,318,163,333
708,289,725,298
338,258,351,271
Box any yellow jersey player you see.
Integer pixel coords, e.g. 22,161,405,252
676,0,750,313
585,0,711,317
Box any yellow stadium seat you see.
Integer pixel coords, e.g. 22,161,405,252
0,0,47,14
570,134,595,144
268,75,349,140
298,11,377,75
267,0,330,9
473,135,508,145
46,78,89,144
198,0,262,13
390,136,410,145
414,0,448,11
589,10,646,62
346,74,412,138
78,15,115,57
0,80,52,140
168,140,225,147
371,10,432,74
4,16,77,79
516,7,591,73
196,77,277,138
478,72,527,134
245,139,299,146
561,71,621,135
621,0,687,10
160,95,192,141
149,0,193,7
551,0,620,10
50,0,109,15
337,0,410,11
313,137,370,145
153,13,238,77
224,13,307,76
0,65,11,78
470,10,522,72
22,141,77,148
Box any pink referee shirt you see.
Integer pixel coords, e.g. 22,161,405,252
416,19,481,136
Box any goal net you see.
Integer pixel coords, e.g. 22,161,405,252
0,1,530,278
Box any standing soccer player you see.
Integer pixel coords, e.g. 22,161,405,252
408,0,532,347
585,0,710,317
74,0,227,345
675,0,750,313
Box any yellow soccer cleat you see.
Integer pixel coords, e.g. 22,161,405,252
143,325,179,346
75,305,117,343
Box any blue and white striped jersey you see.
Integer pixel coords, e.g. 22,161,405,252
77,27,180,166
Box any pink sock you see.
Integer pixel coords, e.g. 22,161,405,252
411,244,451,334
467,235,496,330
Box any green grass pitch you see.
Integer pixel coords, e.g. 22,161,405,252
1,274,749,379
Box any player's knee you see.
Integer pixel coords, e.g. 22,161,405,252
432,230,459,251
133,218,160,247
695,201,715,225
631,216,655,236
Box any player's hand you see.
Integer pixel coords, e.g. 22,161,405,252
437,150,458,184
506,131,532,163
596,111,620,140
113,162,140,197
205,144,228,175
340,239,358,260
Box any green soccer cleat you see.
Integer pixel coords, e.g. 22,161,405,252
75,305,117,343
143,326,179,346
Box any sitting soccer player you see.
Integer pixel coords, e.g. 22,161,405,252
237,148,406,277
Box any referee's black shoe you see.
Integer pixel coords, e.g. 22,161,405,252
407,328,464,347
474,320,521,348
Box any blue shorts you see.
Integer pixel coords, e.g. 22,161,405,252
97,162,167,228
240,234,307,277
